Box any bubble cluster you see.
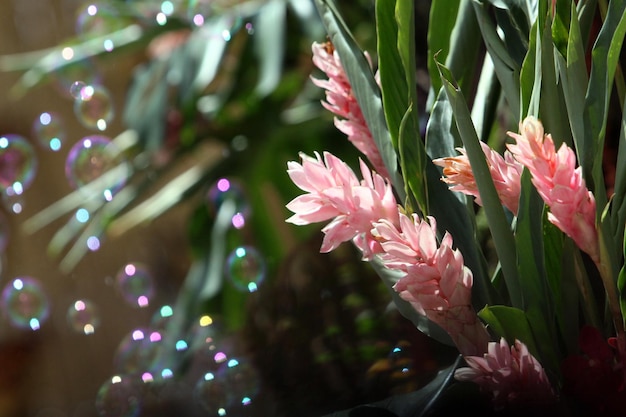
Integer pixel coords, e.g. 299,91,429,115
66,299,100,334
1,277,50,330
32,112,66,152
193,357,260,415
206,178,250,227
65,135,129,199
0,134,37,191
115,263,155,308
73,84,115,131
225,246,266,293
95,375,141,417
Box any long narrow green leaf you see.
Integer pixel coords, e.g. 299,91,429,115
313,0,405,200
555,1,589,163
576,0,599,50
427,0,461,97
253,0,286,97
472,0,522,119
437,60,522,308
611,95,626,248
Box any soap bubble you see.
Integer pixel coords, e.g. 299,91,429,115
115,263,155,308
2,183,25,214
73,85,114,131
225,246,266,293
66,299,100,334
114,328,163,375
76,4,131,39
32,112,66,152
1,277,50,330
206,178,250,224
95,375,141,417
0,134,37,191
193,356,260,415
65,135,129,199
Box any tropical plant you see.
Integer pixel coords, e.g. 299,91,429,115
285,0,626,415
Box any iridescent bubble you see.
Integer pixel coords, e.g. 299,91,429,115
95,375,141,417
387,340,415,382
0,134,37,191
75,4,132,39
73,84,115,131
65,135,129,199
1,277,50,330
2,183,24,214
114,328,163,374
150,304,174,330
66,299,100,334
225,246,266,293
70,81,87,99
115,263,155,308
193,357,260,415
32,112,66,152
206,178,250,223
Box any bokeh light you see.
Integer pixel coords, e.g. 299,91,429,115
0,134,37,191
66,299,101,334
1,276,50,330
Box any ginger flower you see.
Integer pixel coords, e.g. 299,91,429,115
311,41,389,179
455,338,555,410
507,117,599,262
433,142,523,214
372,213,490,356
286,151,399,259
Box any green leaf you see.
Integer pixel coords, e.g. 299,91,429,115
313,0,405,200
576,0,599,51
514,171,561,372
427,0,461,98
426,89,460,161
472,0,522,119
583,0,626,192
437,59,522,308
555,1,589,163
619,228,626,327
612,95,626,249
253,0,286,97
478,305,541,359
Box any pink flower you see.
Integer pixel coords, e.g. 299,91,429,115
507,117,599,262
433,142,523,214
455,338,555,410
372,213,490,356
311,41,389,179
286,151,399,258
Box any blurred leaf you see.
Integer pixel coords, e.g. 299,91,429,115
191,15,232,91
478,305,541,359
313,0,405,201
612,97,626,249
437,59,521,308
288,0,325,40
619,229,626,327
253,0,286,97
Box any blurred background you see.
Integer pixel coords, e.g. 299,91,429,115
0,1,457,416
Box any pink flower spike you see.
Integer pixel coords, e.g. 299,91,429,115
506,116,599,262
372,213,490,356
455,338,555,410
433,142,523,214
311,41,389,179
285,151,399,259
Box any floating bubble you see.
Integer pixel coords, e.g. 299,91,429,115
193,356,260,415
206,178,250,222
69,81,87,99
54,59,101,99
225,246,265,293
150,304,174,331
66,299,100,335
0,134,37,192
2,183,25,214
65,135,129,199
95,375,141,417
32,112,66,152
387,340,416,382
75,4,131,39
73,84,115,131
1,277,50,330
115,263,155,308
114,328,164,374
